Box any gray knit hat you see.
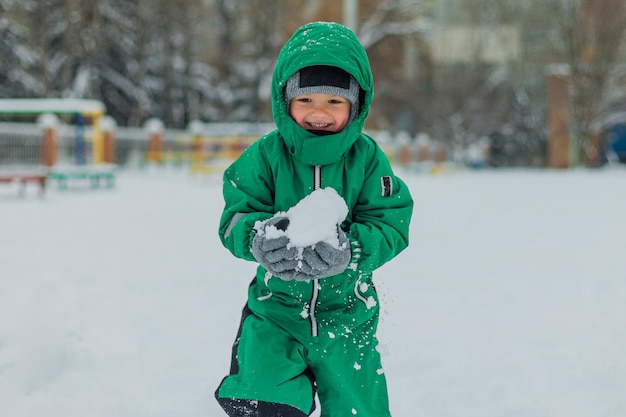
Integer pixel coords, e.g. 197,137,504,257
285,65,361,123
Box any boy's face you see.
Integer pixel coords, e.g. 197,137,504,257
289,93,351,133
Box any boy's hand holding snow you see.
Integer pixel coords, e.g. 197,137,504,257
251,217,299,280
298,226,351,279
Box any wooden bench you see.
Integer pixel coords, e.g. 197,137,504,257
0,172,47,197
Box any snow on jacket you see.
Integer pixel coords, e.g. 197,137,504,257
218,22,414,339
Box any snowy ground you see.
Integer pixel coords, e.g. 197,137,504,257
1,166,625,417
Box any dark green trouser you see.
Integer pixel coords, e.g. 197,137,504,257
215,302,391,417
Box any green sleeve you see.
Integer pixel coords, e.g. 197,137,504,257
347,146,413,274
218,141,274,261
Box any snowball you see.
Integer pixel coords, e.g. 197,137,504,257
285,188,348,248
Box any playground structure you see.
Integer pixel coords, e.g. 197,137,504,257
0,99,109,164
0,98,116,192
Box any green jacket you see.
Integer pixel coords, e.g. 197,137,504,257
219,22,413,339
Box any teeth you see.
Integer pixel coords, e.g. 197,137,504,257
310,123,330,128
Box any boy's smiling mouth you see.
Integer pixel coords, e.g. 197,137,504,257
308,122,332,129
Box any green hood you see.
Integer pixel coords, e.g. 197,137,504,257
271,22,374,166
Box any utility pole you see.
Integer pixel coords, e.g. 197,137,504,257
343,0,359,33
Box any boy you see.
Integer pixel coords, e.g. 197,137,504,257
216,22,413,417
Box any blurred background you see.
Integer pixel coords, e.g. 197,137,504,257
1,0,626,169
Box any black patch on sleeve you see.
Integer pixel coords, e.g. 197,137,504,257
381,176,393,197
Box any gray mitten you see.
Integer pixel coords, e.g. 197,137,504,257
298,226,351,279
251,217,299,280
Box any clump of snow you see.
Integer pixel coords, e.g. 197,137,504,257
258,188,348,248
286,187,348,248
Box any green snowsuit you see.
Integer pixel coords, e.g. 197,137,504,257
215,22,414,417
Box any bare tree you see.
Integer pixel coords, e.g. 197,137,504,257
358,0,430,50
544,0,626,165
400,0,549,166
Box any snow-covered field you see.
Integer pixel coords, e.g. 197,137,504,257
1,166,625,417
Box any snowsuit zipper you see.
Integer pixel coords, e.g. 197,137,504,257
309,165,322,337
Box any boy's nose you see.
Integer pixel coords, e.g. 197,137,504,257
310,106,330,115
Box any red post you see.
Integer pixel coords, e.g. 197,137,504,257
102,116,117,164
547,65,571,169
144,118,165,164
42,127,56,167
148,132,163,163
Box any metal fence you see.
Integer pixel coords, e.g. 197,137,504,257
0,122,276,169
0,123,49,166
0,121,417,174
